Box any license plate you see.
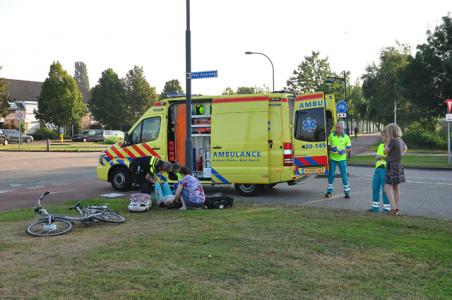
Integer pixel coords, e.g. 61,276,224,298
302,167,325,175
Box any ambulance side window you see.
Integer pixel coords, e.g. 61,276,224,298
130,123,143,145
129,117,161,145
294,108,326,142
141,117,161,142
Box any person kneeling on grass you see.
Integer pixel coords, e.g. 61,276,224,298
174,166,205,210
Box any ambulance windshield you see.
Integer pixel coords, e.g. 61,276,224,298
294,108,326,142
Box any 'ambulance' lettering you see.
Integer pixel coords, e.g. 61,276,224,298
299,100,324,109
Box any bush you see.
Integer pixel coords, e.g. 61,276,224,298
99,136,123,145
32,128,59,140
403,129,448,150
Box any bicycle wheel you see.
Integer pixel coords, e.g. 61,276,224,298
93,210,126,223
26,219,73,237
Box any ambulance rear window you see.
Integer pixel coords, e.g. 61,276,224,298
294,108,325,142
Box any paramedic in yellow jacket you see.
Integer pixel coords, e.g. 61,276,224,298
325,122,352,198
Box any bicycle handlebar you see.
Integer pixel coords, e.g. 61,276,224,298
35,191,50,209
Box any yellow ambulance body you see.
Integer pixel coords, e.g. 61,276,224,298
96,92,337,196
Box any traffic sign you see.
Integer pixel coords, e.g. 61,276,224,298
337,112,347,118
191,70,218,79
445,99,452,113
336,100,348,113
15,111,25,120
446,114,452,122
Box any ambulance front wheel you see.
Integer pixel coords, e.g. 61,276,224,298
110,166,132,191
234,184,263,197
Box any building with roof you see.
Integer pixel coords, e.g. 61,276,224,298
0,79,91,134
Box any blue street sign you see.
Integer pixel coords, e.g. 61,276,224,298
336,100,348,113
191,70,218,79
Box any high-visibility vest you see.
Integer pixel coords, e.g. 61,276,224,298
149,156,161,175
328,132,351,161
375,144,387,168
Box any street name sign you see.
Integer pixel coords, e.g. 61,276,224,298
191,70,218,79
446,114,452,122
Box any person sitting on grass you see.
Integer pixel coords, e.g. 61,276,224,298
174,166,205,210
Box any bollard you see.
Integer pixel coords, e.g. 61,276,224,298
46,139,50,152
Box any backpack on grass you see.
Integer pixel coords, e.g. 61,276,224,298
204,193,233,209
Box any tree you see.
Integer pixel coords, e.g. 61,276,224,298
124,66,158,125
0,68,9,118
236,87,256,94
402,15,452,127
74,61,90,90
37,61,87,129
286,51,335,94
159,79,183,99
361,44,412,128
222,87,234,95
90,69,128,130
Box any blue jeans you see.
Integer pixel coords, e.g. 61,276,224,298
180,189,203,208
327,159,350,195
154,182,173,204
372,168,390,210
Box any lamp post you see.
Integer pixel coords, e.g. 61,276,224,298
245,51,275,92
325,72,350,158
185,0,193,172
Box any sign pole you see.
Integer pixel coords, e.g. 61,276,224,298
445,99,452,165
185,0,193,173
448,121,451,165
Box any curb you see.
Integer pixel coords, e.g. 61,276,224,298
348,163,452,171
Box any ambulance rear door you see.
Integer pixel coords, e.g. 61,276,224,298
210,95,270,184
292,92,328,176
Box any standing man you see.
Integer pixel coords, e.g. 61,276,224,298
325,122,352,198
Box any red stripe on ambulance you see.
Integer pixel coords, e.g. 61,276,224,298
132,145,147,157
142,143,160,158
296,93,324,102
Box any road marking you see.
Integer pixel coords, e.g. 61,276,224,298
302,191,367,205
352,177,452,186
25,186,45,190
0,190,10,194
9,184,24,187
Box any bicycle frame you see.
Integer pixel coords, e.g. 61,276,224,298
33,192,107,223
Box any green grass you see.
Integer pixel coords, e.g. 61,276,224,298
349,154,452,169
0,199,451,299
0,141,108,152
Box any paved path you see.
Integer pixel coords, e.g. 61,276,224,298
350,133,380,155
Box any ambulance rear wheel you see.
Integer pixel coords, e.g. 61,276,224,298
235,184,262,197
110,167,132,191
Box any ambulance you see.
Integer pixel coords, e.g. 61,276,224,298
96,92,337,196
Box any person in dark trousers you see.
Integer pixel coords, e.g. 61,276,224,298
130,156,173,194
354,125,359,140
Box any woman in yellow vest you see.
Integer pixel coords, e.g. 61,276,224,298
325,122,352,198
369,131,391,213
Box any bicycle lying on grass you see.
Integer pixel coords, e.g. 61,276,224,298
26,191,126,237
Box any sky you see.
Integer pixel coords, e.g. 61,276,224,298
0,0,451,95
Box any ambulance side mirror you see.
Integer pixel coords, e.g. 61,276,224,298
123,132,130,146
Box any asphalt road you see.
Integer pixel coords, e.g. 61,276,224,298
232,166,452,220
1,138,451,220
